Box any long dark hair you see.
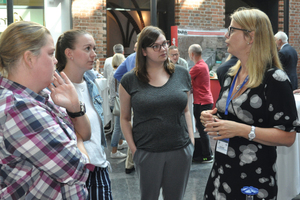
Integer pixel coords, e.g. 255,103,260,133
134,26,174,83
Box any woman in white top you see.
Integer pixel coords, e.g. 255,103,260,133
108,53,128,158
55,29,112,200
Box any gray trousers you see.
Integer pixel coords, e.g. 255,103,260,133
133,143,194,200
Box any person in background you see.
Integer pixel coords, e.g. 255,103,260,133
201,8,299,199
188,44,214,163
119,25,194,200
114,34,140,174
168,45,189,70
216,54,238,86
0,21,94,199
103,44,124,78
108,53,128,159
274,31,299,90
56,29,113,200
114,35,139,82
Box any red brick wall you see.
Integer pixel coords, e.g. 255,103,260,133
289,0,300,89
175,0,225,29
71,0,299,79
278,0,284,31
72,0,107,67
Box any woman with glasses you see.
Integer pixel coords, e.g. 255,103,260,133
119,26,194,200
201,8,299,199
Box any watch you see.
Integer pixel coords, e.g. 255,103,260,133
67,101,86,118
248,126,256,141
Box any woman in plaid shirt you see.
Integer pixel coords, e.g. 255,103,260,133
0,21,94,199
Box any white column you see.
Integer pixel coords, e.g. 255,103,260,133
44,0,72,45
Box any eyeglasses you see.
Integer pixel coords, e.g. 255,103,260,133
149,40,170,52
170,53,179,57
227,26,251,37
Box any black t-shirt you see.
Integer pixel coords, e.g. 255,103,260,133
121,66,192,152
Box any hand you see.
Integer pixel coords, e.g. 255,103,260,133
293,89,300,94
48,71,80,112
95,59,100,72
96,59,100,67
200,107,218,126
204,118,243,140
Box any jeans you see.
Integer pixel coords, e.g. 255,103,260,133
193,103,213,157
110,106,125,147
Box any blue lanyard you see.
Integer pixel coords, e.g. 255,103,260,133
225,67,249,115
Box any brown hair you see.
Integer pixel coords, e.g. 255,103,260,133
55,29,89,72
0,21,50,76
134,26,174,83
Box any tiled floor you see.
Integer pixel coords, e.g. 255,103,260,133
105,133,214,200
105,133,300,200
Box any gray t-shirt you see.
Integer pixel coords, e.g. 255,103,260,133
121,65,192,152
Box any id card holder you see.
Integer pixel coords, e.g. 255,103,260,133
216,138,230,155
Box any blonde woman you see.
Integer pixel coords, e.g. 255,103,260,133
201,8,299,199
0,21,93,199
108,53,127,158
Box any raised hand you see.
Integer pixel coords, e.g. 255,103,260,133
48,71,80,112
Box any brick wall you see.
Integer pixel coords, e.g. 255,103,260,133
278,0,284,31
175,0,225,29
289,0,300,88
72,0,107,66
71,0,299,80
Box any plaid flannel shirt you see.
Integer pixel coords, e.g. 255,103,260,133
0,77,94,200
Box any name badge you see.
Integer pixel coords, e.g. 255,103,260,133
216,138,229,155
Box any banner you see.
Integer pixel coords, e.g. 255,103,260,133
170,26,178,47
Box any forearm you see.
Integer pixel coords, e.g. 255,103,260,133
120,117,136,154
184,93,194,145
205,118,296,147
236,123,296,147
76,133,90,162
185,110,195,145
70,114,91,141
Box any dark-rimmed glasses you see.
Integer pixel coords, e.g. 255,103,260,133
149,40,170,52
227,26,251,37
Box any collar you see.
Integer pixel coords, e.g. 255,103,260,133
281,43,288,50
0,76,49,103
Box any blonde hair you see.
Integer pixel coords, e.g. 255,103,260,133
228,8,282,88
0,21,50,76
112,53,125,69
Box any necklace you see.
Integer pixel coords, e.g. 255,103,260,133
235,74,247,90
236,84,242,90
